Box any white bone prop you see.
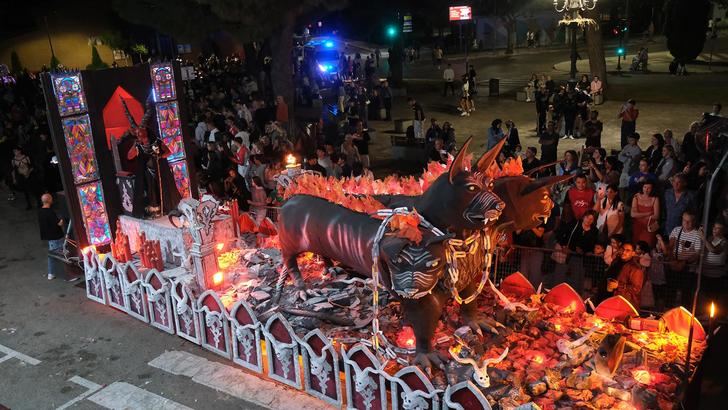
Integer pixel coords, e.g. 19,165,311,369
556,325,600,358
449,346,509,388
488,279,538,312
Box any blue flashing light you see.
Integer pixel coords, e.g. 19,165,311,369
318,64,331,72
616,47,625,56
324,40,334,48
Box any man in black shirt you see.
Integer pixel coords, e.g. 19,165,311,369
539,121,560,174
522,147,543,177
551,210,599,295
408,97,425,140
38,194,64,280
304,155,327,175
352,120,371,168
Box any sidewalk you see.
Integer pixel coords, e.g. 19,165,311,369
553,50,728,75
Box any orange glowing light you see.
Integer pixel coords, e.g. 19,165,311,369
212,272,224,286
285,154,298,168
710,302,716,319
554,324,562,331
633,369,652,385
406,339,415,347
216,243,224,251
532,355,544,364
593,318,604,328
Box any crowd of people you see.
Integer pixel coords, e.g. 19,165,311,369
499,89,726,312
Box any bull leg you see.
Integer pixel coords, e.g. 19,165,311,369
283,253,306,289
460,282,503,336
401,290,448,374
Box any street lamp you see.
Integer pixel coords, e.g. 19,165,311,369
553,0,598,83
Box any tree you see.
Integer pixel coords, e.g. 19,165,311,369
112,0,347,124
584,10,607,89
131,44,149,64
87,46,110,70
475,0,542,54
10,51,23,74
50,55,61,70
665,0,711,63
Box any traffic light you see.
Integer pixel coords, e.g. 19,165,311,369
616,47,626,56
386,25,398,38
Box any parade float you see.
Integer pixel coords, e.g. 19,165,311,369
42,64,709,410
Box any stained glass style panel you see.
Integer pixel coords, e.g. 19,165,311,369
62,115,99,184
156,101,184,162
169,160,191,198
77,182,112,245
52,74,87,116
150,64,176,101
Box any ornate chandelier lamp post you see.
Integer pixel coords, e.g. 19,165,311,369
553,0,598,83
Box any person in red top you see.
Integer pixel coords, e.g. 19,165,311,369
618,99,639,148
565,174,595,221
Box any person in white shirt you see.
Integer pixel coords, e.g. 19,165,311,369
443,64,455,96
668,210,702,306
195,120,207,147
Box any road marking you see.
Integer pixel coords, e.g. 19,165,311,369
55,376,103,410
149,350,333,409
0,343,41,365
87,382,193,410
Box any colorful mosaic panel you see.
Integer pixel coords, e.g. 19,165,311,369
52,74,87,116
62,115,99,184
150,64,176,101
169,160,191,198
77,182,112,246
156,101,185,162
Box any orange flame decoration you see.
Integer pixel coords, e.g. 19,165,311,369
388,210,423,245
283,157,524,214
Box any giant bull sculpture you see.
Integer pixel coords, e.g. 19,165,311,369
278,137,505,369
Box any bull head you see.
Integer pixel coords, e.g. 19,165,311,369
416,137,506,233
492,174,573,232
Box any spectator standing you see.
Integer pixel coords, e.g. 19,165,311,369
565,174,595,221
434,46,444,69
38,193,64,280
644,133,665,172
667,210,702,306
539,121,559,172
663,173,695,236
535,85,549,134
618,99,639,148
443,64,455,96
631,180,660,247
590,75,603,97
10,147,36,209
514,223,546,286
458,74,473,116
504,120,520,155
551,210,599,294
699,221,726,304
583,110,603,148
618,132,642,193
248,176,269,224
408,97,425,140
487,119,505,150
681,122,701,165
610,242,644,307
628,158,657,193
381,81,392,121
594,183,625,240
522,147,542,176
352,120,371,169
655,145,677,183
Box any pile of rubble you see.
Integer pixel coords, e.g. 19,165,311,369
214,246,705,410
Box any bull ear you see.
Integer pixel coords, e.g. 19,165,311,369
520,175,574,196
449,136,473,183
476,137,506,173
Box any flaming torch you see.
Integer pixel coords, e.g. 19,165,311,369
285,154,300,177
709,301,716,339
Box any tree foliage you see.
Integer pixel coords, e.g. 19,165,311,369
474,0,547,54
87,46,110,70
112,0,347,121
665,0,711,62
10,51,23,74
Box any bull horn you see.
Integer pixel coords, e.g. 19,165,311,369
520,175,574,196
524,161,561,177
449,136,474,183
476,137,506,173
